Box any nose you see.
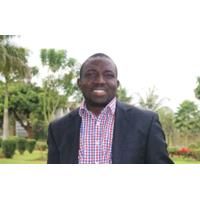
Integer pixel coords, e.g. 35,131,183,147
94,74,106,84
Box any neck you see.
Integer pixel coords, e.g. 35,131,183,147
86,105,104,116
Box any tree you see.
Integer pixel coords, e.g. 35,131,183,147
40,76,67,125
137,87,167,112
0,35,29,139
40,49,78,125
174,100,200,145
117,85,132,103
194,77,200,100
0,81,3,132
157,106,175,146
9,82,42,138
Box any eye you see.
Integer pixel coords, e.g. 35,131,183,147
104,73,115,79
85,71,97,79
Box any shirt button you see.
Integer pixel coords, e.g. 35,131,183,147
95,140,100,145
96,121,100,126
95,161,99,164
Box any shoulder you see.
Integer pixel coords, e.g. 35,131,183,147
50,108,80,129
116,101,157,120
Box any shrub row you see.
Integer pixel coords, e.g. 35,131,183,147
17,138,37,154
0,137,2,148
2,138,16,158
35,141,47,151
1,137,37,158
168,146,200,161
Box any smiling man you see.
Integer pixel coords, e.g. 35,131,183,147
47,53,173,164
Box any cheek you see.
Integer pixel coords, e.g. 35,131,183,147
80,84,91,94
109,81,118,89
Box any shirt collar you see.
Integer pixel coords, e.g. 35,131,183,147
79,97,117,117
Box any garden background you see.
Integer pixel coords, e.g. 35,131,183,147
1,35,200,164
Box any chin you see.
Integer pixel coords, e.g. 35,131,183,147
87,99,110,107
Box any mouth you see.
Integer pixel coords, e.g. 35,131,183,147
92,89,107,96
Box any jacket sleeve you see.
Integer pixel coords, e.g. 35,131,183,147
47,122,60,164
145,113,174,164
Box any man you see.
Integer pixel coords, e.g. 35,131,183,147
47,53,173,164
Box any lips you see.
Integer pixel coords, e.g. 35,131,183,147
92,89,106,96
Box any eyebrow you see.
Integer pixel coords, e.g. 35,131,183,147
85,69,115,74
104,70,115,73
85,69,97,73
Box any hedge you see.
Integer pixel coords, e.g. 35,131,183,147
16,137,27,154
2,138,17,158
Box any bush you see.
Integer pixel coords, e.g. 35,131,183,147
0,137,2,148
2,138,16,158
16,137,27,154
168,147,179,157
188,143,199,150
177,147,192,157
26,139,36,153
190,149,200,161
33,121,48,140
36,141,47,151
0,148,4,158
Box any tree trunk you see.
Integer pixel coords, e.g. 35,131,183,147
13,112,33,138
2,82,9,139
26,125,33,138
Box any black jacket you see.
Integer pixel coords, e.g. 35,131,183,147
47,101,173,164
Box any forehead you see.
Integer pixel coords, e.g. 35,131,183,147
82,57,117,74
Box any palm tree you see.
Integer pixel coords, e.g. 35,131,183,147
137,87,168,112
0,35,29,139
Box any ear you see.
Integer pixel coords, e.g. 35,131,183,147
117,80,120,88
77,78,81,89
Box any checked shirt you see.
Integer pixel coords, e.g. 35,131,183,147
78,98,116,164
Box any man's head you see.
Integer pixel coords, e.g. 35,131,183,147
78,53,119,110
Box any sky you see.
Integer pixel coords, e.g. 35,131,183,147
1,0,200,111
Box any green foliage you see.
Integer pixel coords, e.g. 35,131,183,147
36,141,47,151
30,66,39,76
40,48,78,124
168,146,179,152
0,150,47,164
8,82,42,138
0,35,30,139
16,137,26,154
137,87,166,111
32,120,47,140
40,77,67,125
194,77,200,100
190,149,200,161
0,44,29,80
117,85,132,103
0,137,2,148
157,106,175,145
26,139,36,153
40,49,68,72
174,100,200,134
9,82,41,115
188,143,199,150
2,138,16,158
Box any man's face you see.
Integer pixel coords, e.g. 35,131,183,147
78,57,119,108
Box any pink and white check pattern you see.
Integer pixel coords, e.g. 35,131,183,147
78,98,116,164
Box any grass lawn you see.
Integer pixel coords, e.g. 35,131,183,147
172,156,200,164
1,150,200,164
0,150,47,164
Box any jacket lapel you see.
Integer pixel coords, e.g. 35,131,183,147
112,102,129,164
67,110,81,164
66,102,129,164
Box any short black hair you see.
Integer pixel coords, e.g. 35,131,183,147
79,53,118,79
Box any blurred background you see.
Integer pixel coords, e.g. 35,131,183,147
1,0,200,163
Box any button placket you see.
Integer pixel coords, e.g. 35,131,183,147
95,118,101,164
